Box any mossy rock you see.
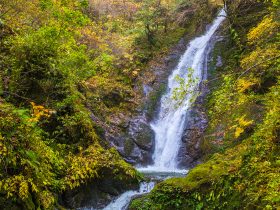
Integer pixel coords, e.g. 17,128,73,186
132,122,155,151
124,138,135,156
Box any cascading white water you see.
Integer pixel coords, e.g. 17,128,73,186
84,10,226,210
103,182,155,210
141,9,226,173
81,182,155,210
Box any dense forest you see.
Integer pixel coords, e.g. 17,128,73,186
0,0,279,209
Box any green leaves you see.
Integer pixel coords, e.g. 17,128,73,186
172,68,199,107
39,0,54,10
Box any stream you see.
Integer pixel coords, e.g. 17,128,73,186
82,9,226,210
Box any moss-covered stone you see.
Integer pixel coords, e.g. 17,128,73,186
132,123,155,151
124,138,135,156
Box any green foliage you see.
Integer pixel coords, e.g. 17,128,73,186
6,24,96,104
172,68,199,107
0,100,139,209
135,0,172,45
0,102,63,208
0,0,146,209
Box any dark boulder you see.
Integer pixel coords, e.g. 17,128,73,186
177,96,208,168
60,176,139,209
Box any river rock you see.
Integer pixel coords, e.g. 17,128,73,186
123,116,155,165
176,84,209,167
104,115,155,166
129,117,155,151
60,176,138,209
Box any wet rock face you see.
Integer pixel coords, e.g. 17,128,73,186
105,38,189,166
177,89,208,168
129,117,155,151
102,27,218,167
61,183,103,209
127,117,155,166
108,116,155,166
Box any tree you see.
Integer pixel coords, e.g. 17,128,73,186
137,0,171,45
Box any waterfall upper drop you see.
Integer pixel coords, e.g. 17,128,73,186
142,10,226,173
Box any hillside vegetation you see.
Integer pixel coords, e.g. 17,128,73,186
0,0,221,209
130,0,280,209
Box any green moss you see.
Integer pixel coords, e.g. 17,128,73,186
146,83,167,118
124,138,135,156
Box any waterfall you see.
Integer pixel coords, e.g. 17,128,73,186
140,9,226,173
84,9,226,210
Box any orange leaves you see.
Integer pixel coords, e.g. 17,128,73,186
29,102,55,123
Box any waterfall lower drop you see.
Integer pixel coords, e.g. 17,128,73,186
101,9,226,210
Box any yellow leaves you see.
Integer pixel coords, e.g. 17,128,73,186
124,53,134,61
19,181,29,199
39,190,55,209
0,143,7,156
240,15,280,75
63,145,138,190
132,69,140,77
80,26,107,50
234,182,245,192
240,47,279,70
236,94,248,106
247,16,278,44
232,115,254,138
29,102,55,123
237,78,258,93
29,180,39,193
64,146,101,189
0,135,7,157
235,127,245,139
239,115,253,127
1,175,29,199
